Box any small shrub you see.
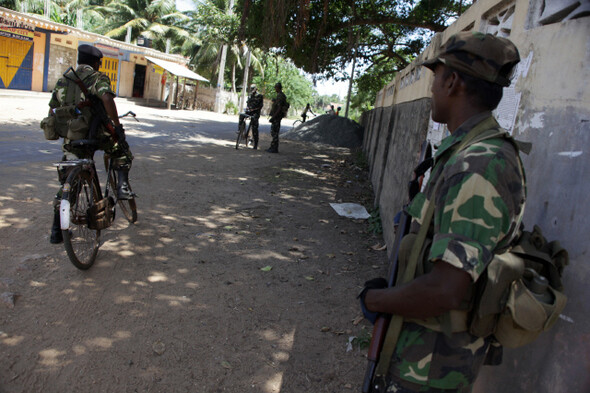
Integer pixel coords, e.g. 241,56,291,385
225,101,238,115
368,206,382,235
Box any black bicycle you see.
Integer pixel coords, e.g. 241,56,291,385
55,112,138,270
236,112,254,149
292,112,316,128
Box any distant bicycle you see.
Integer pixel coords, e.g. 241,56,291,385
55,111,138,270
292,112,316,128
236,112,254,149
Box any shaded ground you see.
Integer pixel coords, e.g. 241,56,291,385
0,95,387,393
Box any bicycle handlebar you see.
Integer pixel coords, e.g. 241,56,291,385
119,111,139,121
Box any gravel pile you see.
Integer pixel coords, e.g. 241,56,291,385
282,114,364,148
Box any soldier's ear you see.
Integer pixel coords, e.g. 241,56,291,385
446,71,463,96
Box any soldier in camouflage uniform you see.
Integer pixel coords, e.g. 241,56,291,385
359,32,525,392
267,82,287,153
48,44,133,244
238,84,264,149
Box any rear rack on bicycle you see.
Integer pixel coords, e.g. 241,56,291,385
53,159,95,168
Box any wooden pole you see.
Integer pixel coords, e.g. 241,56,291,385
192,81,199,110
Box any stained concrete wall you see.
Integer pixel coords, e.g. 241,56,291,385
363,0,590,391
46,44,76,92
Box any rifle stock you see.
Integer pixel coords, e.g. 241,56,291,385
361,141,431,393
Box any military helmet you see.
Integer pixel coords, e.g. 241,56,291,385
422,32,520,87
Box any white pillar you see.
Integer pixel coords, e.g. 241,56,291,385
214,0,234,113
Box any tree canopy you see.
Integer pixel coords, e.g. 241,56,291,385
235,0,472,84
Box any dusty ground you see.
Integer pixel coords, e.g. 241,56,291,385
0,93,387,393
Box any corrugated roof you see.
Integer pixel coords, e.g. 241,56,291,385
145,56,208,82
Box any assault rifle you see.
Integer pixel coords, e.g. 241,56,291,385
62,67,126,146
361,140,432,393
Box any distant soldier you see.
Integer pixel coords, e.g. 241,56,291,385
267,82,287,153
238,84,264,149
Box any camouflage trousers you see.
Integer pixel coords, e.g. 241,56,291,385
269,119,281,150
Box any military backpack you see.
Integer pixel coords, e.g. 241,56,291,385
41,69,98,141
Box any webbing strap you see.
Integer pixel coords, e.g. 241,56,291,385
374,116,508,378
375,188,437,376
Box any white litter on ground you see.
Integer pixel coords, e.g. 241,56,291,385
330,203,370,219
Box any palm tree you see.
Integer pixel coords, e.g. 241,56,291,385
89,0,193,54
6,0,89,26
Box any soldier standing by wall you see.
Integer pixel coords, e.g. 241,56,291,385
358,32,525,392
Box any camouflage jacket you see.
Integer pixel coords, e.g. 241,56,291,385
390,112,527,390
246,92,264,114
49,64,114,109
270,91,287,122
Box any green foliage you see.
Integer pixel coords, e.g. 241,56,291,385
352,148,369,171
251,53,315,112
236,0,472,77
86,0,191,53
351,326,372,350
225,100,238,115
368,206,383,235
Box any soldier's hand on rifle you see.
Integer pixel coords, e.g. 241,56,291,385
357,277,388,324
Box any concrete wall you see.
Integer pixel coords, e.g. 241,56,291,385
46,37,77,91
364,0,590,391
118,61,134,98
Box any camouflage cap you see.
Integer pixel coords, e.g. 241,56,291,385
422,32,520,87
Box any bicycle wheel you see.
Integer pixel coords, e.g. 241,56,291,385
62,167,101,270
292,120,302,128
236,122,247,149
107,166,138,223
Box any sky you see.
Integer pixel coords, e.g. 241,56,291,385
315,79,350,100
176,0,350,100
176,0,194,12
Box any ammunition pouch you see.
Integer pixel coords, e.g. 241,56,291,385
49,104,93,141
470,226,568,348
41,115,58,140
402,225,568,349
87,196,115,230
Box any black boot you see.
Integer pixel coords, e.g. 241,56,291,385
116,166,132,200
50,210,63,244
253,137,258,150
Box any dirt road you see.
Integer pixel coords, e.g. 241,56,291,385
0,92,385,392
